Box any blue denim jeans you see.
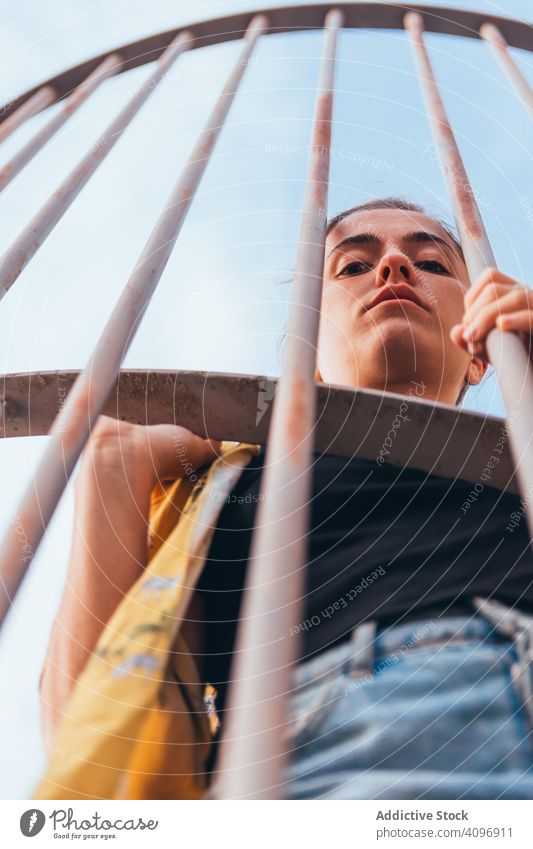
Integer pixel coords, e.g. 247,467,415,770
284,601,533,799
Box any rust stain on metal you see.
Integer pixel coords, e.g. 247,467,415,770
63,82,94,114
286,368,312,464
1,397,19,421
63,54,120,115
405,11,484,240
0,162,14,183
31,373,49,389
310,91,333,190
436,120,483,240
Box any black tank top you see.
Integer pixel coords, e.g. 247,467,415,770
197,447,533,708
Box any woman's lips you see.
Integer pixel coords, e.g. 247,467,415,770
367,285,428,312
371,297,426,310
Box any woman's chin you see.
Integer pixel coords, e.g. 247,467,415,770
366,321,433,362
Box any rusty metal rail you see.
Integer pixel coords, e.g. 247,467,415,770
405,10,533,568
0,14,266,626
0,54,121,192
480,22,533,121
0,30,192,301
215,8,343,799
0,86,55,144
0,1,532,801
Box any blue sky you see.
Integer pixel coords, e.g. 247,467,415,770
0,0,532,797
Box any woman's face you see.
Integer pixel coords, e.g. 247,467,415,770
317,207,486,403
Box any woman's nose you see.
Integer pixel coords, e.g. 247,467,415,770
376,252,413,286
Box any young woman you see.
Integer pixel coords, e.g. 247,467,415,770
39,198,533,800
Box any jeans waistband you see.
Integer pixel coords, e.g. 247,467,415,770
294,613,495,688
295,599,533,687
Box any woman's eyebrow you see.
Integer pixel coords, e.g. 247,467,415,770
326,229,462,263
403,230,461,260
327,232,381,260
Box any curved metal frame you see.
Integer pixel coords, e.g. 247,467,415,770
1,3,532,123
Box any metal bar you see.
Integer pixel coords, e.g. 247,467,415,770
214,9,343,800
405,12,533,543
0,369,519,494
0,31,192,302
480,22,533,121
0,14,267,630
0,86,55,144
0,55,121,192
2,4,533,124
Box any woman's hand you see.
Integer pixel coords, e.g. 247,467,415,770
40,416,220,745
78,415,221,492
450,267,533,362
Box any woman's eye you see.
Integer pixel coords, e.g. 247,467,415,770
416,260,449,275
340,261,372,276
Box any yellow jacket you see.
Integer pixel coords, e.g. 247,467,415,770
33,440,260,800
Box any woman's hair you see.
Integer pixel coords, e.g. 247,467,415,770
327,196,470,403
326,196,466,265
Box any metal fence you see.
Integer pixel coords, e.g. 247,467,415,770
1,2,532,799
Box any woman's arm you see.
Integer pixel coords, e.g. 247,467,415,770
39,416,219,748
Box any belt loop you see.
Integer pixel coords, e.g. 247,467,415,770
473,595,530,636
346,620,377,678
474,596,533,744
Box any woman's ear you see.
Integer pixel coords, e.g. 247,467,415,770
466,355,489,387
